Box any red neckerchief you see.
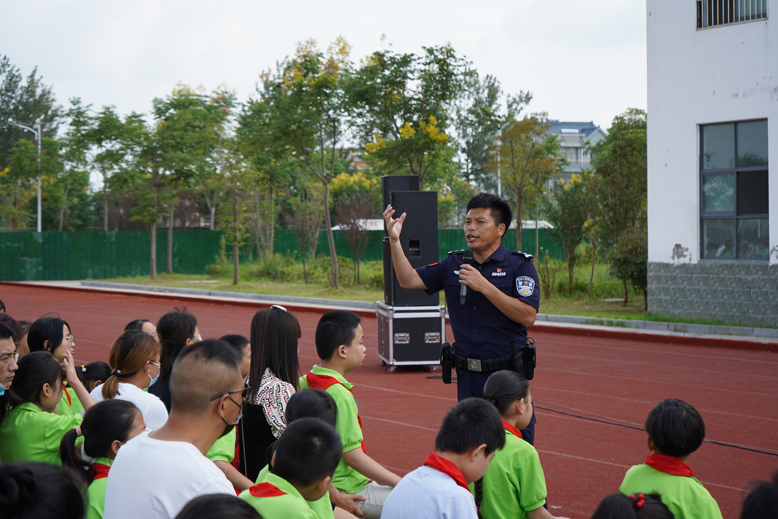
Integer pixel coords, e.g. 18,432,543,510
423,452,470,492
502,420,523,439
305,373,367,453
92,463,111,481
645,453,694,477
62,380,72,406
248,482,287,498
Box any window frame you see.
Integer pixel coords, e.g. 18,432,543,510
699,119,769,261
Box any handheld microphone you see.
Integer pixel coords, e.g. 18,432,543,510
459,249,474,305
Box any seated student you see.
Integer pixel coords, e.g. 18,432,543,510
208,334,254,492
27,316,82,416
60,399,146,519
257,388,362,519
17,320,32,359
104,339,242,519
0,321,19,426
590,493,672,519
0,462,85,519
125,318,159,340
77,362,112,393
149,307,201,411
175,494,261,519
619,399,723,519
478,370,567,519
91,330,167,431
382,398,505,519
299,310,401,519
0,350,95,465
240,417,342,519
740,471,778,519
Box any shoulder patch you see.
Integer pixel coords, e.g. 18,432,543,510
512,250,534,259
516,276,535,297
447,249,467,256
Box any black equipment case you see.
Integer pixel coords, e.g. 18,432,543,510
376,302,446,373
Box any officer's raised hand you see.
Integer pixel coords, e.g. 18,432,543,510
383,204,406,243
458,263,491,294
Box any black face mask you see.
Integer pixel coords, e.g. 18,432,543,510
220,421,235,438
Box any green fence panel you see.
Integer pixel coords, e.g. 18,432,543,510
437,229,564,261
0,232,43,280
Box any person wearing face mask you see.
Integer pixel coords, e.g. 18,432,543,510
89,330,167,431
0,322,20,426
27,316,82,417
104,339,243,519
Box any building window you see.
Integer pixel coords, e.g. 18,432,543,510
697,0,768,29
700,120,769,260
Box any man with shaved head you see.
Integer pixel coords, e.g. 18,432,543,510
104,339,247,519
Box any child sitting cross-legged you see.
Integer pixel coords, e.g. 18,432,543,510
619,398,723,519
382,398,506,519
299,310,401,519
239,417,342,519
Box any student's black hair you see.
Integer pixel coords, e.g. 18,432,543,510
27,316,72,354
157,306,198,380
435,397,505,456
0,462,85,519
466,193,513,229
60,399,141,485
248,307,301,400
273,417,342,488
482,370,530,415
5,352,61,408
741,471,778,519
645,398,705,458
315,310,361,361
75,361,112,389
265,389,339,468
0,298,5,312
174,494,261,519
591,493,673,519
219,334,250,352
0,321,17,425
124,319,151,332
0,320,17,342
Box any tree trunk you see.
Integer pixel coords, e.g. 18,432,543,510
166,209,174,275
623,279,629,304
643,290,648,311
103,191,109,232
233,241,239,285
58,207,64,232
323,182,338,287
567,252,574,297
150,225,157,280
210,205,216,231
534,203,539,259
515,196,523,251
589,242,597,300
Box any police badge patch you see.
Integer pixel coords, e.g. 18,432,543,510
516,276,535,297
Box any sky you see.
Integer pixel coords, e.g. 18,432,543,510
1,0,647,133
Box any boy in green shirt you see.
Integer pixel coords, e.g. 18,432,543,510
240,417,342,519
619,398,723,519
299,310,402,519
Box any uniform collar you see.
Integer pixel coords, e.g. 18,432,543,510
502,420,523,439
255,471,305,499
423,452,470,492
15,402,44,414
477,244,509,265
310,365,353,390
645,453,694,477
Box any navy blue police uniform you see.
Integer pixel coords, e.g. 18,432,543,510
416,244,541,444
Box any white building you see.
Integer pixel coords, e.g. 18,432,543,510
546,121,607,186
646,0,776,325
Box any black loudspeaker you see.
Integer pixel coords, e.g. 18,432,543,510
382,175,420,237
384,190,439,306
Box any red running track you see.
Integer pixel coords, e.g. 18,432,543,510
3,283,777,519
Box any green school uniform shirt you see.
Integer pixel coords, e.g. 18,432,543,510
86,457,113,519
56,382,83,416
299,365,368,494
255,464,334,519
207,426,236,463
477,424,547,519
619,463,723,519
0,402,82,465
240,471,318,519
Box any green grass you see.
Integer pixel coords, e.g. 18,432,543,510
98,257,771,329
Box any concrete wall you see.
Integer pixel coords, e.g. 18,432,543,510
646,1,778,323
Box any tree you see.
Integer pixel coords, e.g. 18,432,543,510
2,138,61,229
487,113,561,250
332,171,379,283
89,106,126,231
542,175,591,296
608,226,648,310
55,98,94,231
282,181,326,284
348,45,469,187
217,144,256,285
589,108,647,302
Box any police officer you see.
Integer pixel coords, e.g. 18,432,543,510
383,192,540,443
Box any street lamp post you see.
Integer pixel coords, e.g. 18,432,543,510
10,120,42,233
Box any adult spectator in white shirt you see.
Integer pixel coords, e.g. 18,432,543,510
104,339,246,519
90,330,168,430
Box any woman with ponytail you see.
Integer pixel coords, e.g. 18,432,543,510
90,330,167,431
477,370,567,519
60,399,145,519
0,350,95,465
149,306,200,411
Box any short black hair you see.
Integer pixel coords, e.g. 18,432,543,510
272,417,342,488
741,471,778,519
286,389,338,428
27,317,71,354
315,311,361,361
124,319,151,332
0,299,5,313
0,462,85,519
0,321,17,342
76,361,112,387
6,352,62,408
157,307,198,380
435,398,505,456
175,494,260,519
591,493,673,519
645,399,705,458
466,193,512,228
170,339,241,414
219,334,250,352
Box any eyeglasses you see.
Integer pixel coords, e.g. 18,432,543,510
0,352,18,364
270,305,287,312
211,383,250,426
64,334,75,343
